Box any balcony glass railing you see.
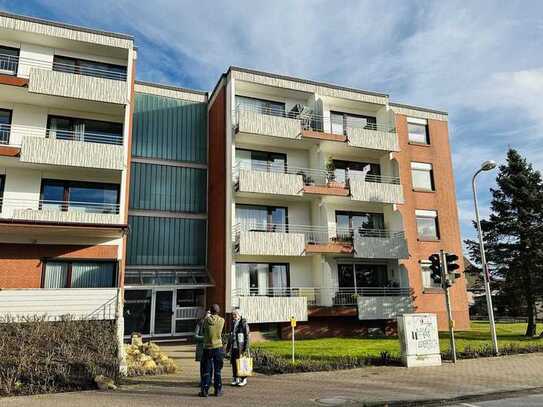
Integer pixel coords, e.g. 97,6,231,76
0,53,18,76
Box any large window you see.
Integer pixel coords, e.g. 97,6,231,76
335,211,385,240
330,111,377,135
407,117,429,144
236,95,286,117
41,179,120,214
236,204,288,232
43,261,117,288
235,148,287,173
416,209,439,240
338,263,390,288
421,261,441,289
53,55,127,81
0,109,12,145
235,262,290,295
0,46,19,76
332,159,380,183
47,115,123,145
411,162,435,191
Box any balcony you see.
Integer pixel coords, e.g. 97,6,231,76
0,123,124,170
234,105,398,152
0,53,128,104
349,174,404,204
0,197,121,225
233,223,407,259
231,287,412,323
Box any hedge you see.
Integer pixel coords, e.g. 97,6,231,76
0,316,119,396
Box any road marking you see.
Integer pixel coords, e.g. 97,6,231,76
460,403,480,407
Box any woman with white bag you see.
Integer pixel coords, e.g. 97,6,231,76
226,308,251,386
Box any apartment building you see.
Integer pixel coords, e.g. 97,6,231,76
208,67,469,336
0,12,135,319
123,82,209,338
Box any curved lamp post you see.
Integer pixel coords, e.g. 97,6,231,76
472,160,499,355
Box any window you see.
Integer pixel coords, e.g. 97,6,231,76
41,179,120,214
235,262,290,295
338,264,390,288
0,46,19,76
330,111,377,135
415,209,439,240
53,55,127,81
335,211,385,240
43,261,117,288
236,95,285,117
411,162,434,191
47,115,123,145
421,261,441,289
235,148,287,173
407,117,429,144
0,109,12,144
332,160,380,183
236,204,287,232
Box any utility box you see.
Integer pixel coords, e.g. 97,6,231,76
397,313,441,367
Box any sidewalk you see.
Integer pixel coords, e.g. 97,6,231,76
1,344,542,406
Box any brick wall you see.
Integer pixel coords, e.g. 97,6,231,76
0,243,118,288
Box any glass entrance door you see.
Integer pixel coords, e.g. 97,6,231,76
153,290,174,335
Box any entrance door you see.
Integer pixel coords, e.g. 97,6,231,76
153,290,174,335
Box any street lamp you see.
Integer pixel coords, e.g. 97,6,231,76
472,160,499,355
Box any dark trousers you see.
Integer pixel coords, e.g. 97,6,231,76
230,348,246,379
201,348,223,393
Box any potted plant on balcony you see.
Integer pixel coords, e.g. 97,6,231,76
297,170,314,186
325,158,343,189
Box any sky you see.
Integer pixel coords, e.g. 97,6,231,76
1,0,542,245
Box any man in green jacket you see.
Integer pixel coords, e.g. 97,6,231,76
199,304,225,397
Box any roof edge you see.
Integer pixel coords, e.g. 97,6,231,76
229,66,389,99
135,80,208,97
390,102,448,116
0,10,134,41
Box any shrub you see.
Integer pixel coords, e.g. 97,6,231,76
125,341,177,376
0,316,118,396
252,348,402,375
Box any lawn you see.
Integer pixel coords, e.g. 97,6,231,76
253,322,543,359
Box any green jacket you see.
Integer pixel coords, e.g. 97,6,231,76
203,314,225,349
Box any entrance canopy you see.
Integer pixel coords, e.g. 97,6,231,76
125,268,214,288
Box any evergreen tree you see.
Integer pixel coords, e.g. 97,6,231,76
465,149,543,337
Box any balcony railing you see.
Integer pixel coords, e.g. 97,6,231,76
235,104,396,135
0,197,120,215
0,123,123,146
233,222,404,245
232,287,412,307
0,53,127,81
233,161,400,187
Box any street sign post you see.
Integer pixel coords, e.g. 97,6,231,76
290,316,296,363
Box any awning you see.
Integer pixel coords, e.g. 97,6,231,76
124,268,214,288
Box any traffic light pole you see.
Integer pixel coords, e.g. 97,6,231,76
441,250,457,363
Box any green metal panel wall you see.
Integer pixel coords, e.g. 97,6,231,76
130,162,206,213
127,216,206,266
132,93,207,163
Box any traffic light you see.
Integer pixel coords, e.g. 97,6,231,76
445,253,461,282
428,253,442,285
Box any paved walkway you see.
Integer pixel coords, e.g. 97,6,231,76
1,344,543,406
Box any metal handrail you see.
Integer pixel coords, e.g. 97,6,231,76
235,104,396,133
233,161,401,185
233,222,405,241
0,197,120,214
0,123,123,146
0,53,127,81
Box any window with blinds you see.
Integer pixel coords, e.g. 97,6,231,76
43,261,117,288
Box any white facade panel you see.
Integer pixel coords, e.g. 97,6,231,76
0,288,118,321
11,208,121,225
237,169,304,196
238,231,305,256
353,234,409,259
237,110,301,139
347,127,400,152
349,177,404,204
28,68,129,105
357,295,412,320
237,296,308,323
20,136,124,170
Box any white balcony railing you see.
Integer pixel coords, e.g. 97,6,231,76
0,123,123,147
0,53,127,81
232,286,412,307
234,104,396,135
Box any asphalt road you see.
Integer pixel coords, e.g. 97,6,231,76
450,392,543,406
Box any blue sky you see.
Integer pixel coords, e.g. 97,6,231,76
2,0,542,244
